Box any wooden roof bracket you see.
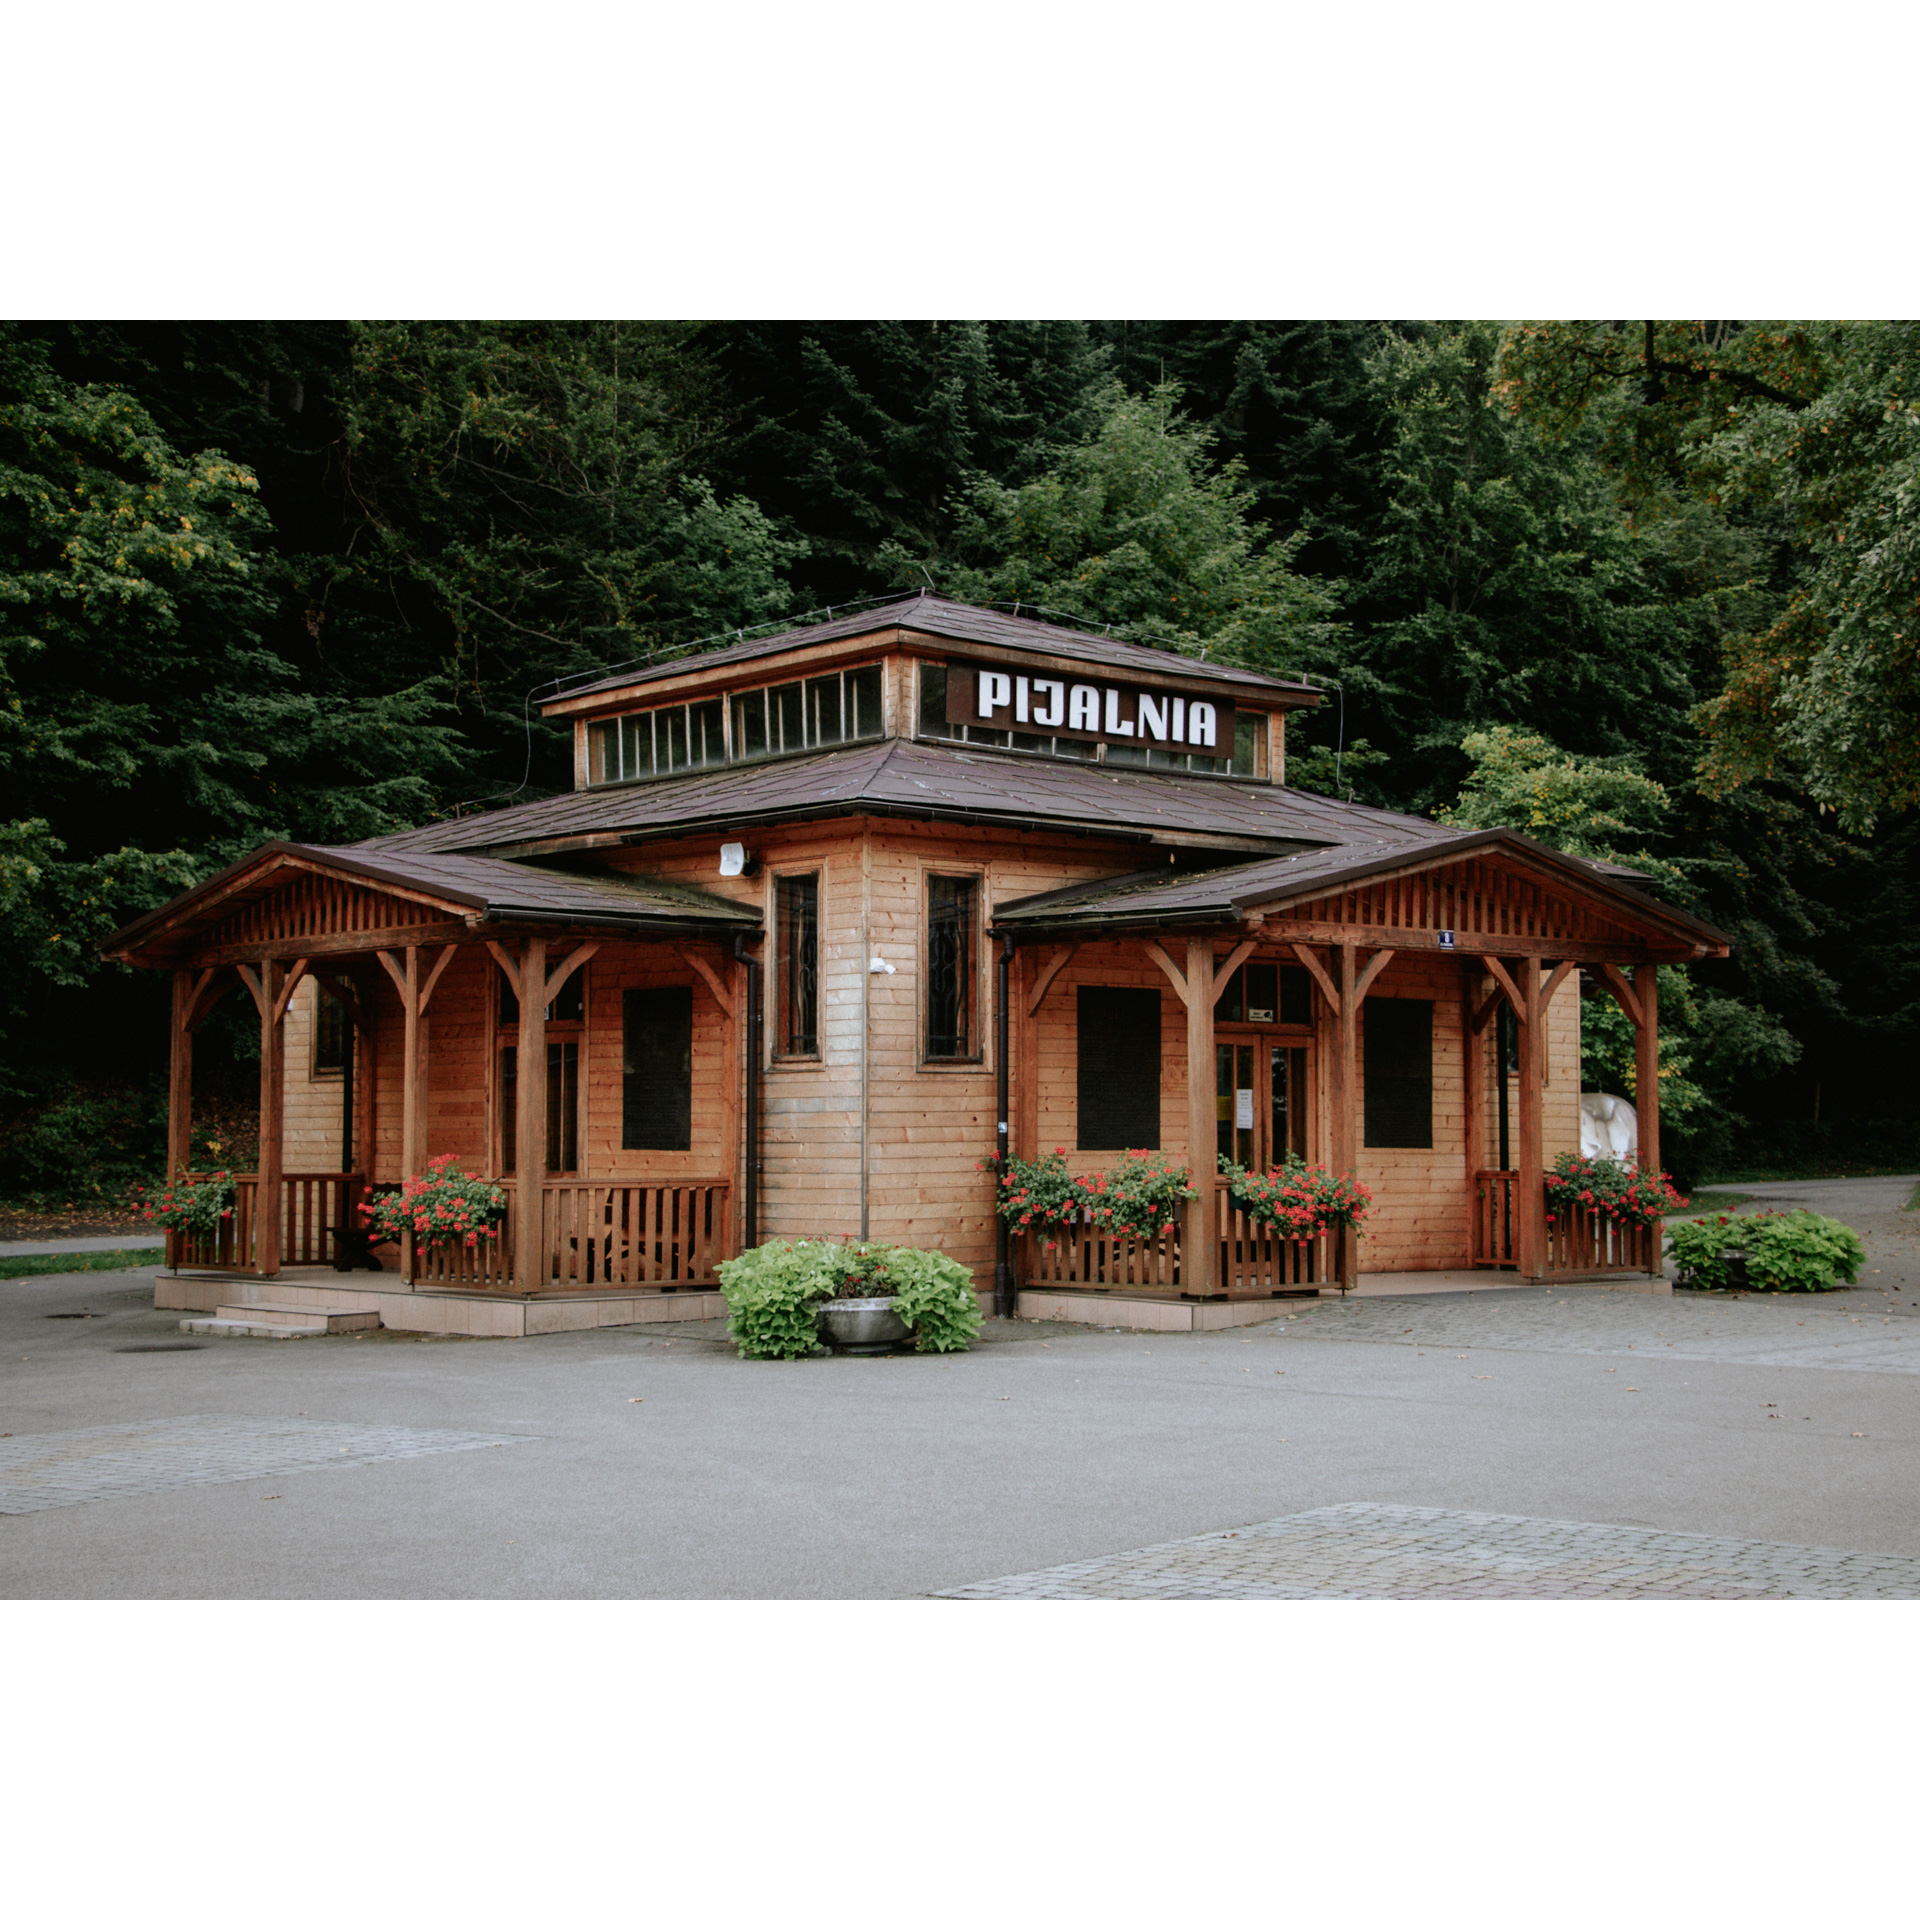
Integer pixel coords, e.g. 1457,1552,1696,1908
1148,938,1194,1009
670,942,729,1017
1598,962,1648,1029
1027,943,1080,1016
1479,955,1529,1026
1287,943,1341,1017
1211,937,1258,1005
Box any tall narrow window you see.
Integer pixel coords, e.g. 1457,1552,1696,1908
313,989,348,1076
1077,986,1161,1149
926,874,979,1059
498,963,584,1172
622,987,692,1152
775,873,819,1058
1364,998,1434,1150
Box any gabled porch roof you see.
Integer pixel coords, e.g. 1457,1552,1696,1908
993,827,1733,961
103,839,760,968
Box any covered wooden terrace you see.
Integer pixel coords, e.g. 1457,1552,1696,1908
992,828,1732,1314
101,841,762,1303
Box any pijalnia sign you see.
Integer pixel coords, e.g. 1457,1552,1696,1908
944,662,1234,758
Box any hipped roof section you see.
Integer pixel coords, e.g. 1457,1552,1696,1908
545,592,1323,709
103,840,760,966
993,828,1734,957
359,737,1449,860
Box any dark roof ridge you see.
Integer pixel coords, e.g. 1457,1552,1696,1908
551,591,1319,703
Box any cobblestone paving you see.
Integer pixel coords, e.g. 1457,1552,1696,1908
938,1503,1920,1599
0,1416,530,1515
1259,1291,1920,1373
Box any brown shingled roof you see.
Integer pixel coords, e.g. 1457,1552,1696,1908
548,591,1320,704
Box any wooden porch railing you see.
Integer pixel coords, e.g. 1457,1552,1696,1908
1547,1205,1658,1276
1471,1169,1519,1268
1018,1194,1322,1297
169,1173,363,1272
1022,1219,1181,1292
412,1181,734,1294
1216,1187,1322,1293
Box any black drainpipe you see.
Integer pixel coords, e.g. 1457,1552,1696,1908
994,932,1013,1319
736,934,761,1248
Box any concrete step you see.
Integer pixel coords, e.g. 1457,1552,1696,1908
215,1302,382,1332
179,1317,327,1339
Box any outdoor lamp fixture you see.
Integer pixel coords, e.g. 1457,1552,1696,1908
718,843,759,878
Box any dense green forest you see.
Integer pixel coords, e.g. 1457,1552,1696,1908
3,318,1915,1201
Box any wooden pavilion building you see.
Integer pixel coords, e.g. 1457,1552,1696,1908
104,594,1731,1336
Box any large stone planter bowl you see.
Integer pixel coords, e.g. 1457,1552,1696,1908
816,1296,909,1355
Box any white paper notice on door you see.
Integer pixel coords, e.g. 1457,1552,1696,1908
1235,1088,1255,1130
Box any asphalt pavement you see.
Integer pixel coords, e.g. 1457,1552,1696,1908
2,1175,1914,1598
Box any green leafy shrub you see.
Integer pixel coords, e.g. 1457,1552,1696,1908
717,1239,839,1359
867,1245,983,1353
719,1238,985,1358
1668,1209,1864,1293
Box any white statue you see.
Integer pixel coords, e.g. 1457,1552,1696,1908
1580,1092,1639,1163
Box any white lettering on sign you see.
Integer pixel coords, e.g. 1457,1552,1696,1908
941,663,1234,757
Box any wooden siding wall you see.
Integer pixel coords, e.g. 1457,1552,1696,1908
597,822,1147,1274
282,976,344,1168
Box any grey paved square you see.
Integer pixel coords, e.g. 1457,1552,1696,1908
937,1502,1920,1600
0,1416,530,1515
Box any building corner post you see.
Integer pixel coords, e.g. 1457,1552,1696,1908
515,936,547,1293
1182,935,1217,1298
994,933,1013,1318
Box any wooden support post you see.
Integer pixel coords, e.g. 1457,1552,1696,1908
1462,966,1483,1258
1013,946,1040,1162
1635,964,1662,1277
401,946,423,1178
1183,935,1216,1298
1633,965,1661,1173
168,971,194,1181
256,957,284,1276
1515,957,1546,1279
1333,944,1360,1290
516,935,548,1292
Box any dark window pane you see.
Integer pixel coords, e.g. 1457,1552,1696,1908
693,700,725,765
774,681,805,753
776,874,819,1056
621,713,653,779
1273,1046,1308,1162
847,664,884,738
926,875,977,1058
500,1044,517,1173
314,991,348,1073
1076,986,1161,1150
807,675,842,745
1234,713,1259,776
1364,998,1433,1149
1217,967,1244,1024
918,663,953,739
734,688,768,759
660,706,688,772
623,987,692,1152
1243,964,1278,1024
587,719,617,784
546,1041,578,1172
1280,966,1312,1025
1105,742,1150,766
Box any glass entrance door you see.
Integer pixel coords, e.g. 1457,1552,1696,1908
1218,1042,1312,1171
